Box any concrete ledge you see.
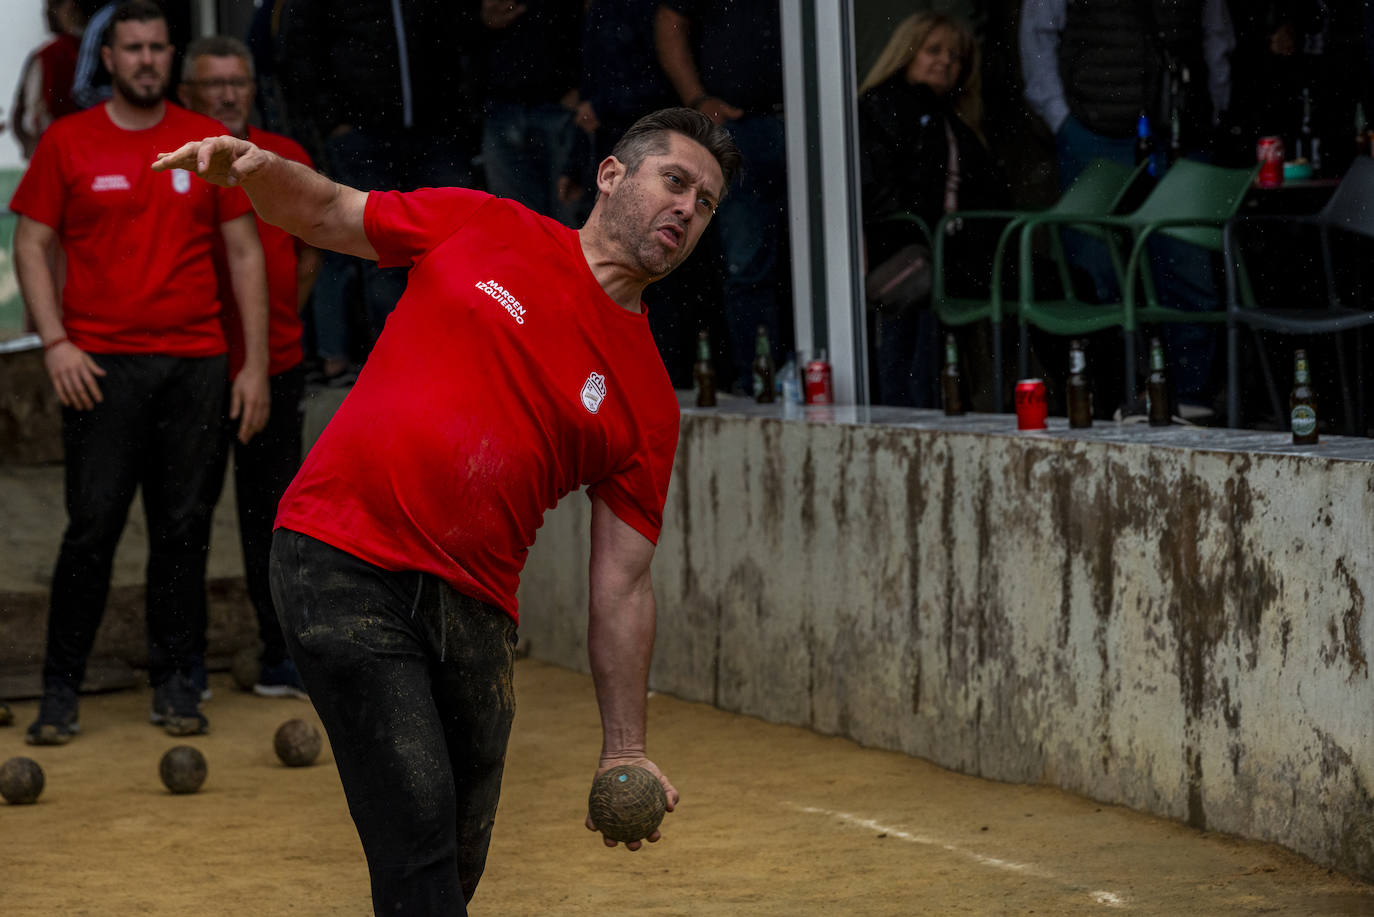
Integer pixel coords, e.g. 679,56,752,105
517,397,1374,881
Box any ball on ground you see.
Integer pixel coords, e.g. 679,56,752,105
231,646,261,692
588,765,667,843
274,718,321,767
159,745,207,794
0,756,45,804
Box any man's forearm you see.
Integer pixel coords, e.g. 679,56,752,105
655,7,705,105
224,222,271,373
14,220,64,344
240,153,349,247
588,578,656,760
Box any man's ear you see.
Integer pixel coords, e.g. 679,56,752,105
596,156,625,196
177,82,191,108
99,44,113,75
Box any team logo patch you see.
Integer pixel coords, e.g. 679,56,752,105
580,372,607,414
172,169,192,194
91,174,132,192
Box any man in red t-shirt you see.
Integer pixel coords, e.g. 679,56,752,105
10,0,88,158
179,34,320,701
157,107,739,913
11,0,270,744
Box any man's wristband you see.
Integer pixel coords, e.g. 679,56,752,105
42,336,68,352
688,93,712,109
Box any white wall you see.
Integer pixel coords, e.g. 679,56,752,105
0,0,52,171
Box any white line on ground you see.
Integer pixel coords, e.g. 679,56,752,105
789,803,1128,909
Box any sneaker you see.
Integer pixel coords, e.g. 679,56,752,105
150,672,209,736
26,681,80,745
254,658,308,699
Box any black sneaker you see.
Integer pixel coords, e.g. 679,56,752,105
26,681,80,745
149,673,209,736
254,658,309,699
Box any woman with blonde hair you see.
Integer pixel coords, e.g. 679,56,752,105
858,11,1006,407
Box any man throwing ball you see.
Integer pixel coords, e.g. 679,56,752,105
155,107,739,915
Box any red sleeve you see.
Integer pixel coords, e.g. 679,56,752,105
215,183,253,224
364,187,491,270
588,410,681,545
9,127,67,230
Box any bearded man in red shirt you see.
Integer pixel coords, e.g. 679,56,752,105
13,0,269,744
156,106,739,915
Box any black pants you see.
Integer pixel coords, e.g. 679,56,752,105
269,529,517,915
45,354,226,690
203,364,305,665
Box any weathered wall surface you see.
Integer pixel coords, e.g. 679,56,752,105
517,407,1374,881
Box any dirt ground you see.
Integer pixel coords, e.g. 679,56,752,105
2,659,1372,917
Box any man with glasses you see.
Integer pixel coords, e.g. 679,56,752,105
179,35,320,701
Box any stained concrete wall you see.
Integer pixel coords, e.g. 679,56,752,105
516,401,1374,881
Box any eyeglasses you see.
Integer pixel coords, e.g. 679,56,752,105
185,77,253,92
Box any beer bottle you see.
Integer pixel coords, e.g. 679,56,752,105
693,330,716,407
941,332,964,416
1066,339,1092,428
752,324,775,403
1145,336,1171,426
1290,348,1318,445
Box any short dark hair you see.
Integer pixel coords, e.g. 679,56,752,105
182,35,254,81
610,107,742,193
102,0,166,47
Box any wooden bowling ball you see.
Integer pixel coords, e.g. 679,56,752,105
0,756,45,804
587,765,667,843
231,646,261,692
273,718,321,767
159,745,208,794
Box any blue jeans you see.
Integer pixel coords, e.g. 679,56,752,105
716,113,788,388
45,354,226,691
481,101,578,225
1055,115,1218,403
324,128,475,341
269,530,517,915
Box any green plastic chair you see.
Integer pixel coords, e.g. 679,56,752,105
1013,159,1258,402
875,158,1141,411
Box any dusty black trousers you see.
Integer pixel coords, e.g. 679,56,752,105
269,529,517,915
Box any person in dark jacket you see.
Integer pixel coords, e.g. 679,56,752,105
858,12,1006,408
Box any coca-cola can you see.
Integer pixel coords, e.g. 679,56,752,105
1256,136,1284,189
1015,379,1048,430
803,357,833,405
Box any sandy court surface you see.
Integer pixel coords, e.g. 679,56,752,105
2,658,1371,916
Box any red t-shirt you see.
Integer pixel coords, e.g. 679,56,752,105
9,103,252,356
275,188,681,621
213,126,313,376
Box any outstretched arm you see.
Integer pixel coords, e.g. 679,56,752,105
584,495,679,851
154,136,376,260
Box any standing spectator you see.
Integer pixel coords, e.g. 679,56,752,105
11,0,270,743
656,0,788,392
479,0,585,224
179,35,319,699
10,0,93,158
858,12,1007,407
1020,0,1235,415
276,0,480,349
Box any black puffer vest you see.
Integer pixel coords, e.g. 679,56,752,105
1059,0,1211,141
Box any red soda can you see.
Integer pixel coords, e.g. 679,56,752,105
1256,136,1284,188
804,356,833,405
1015,379,1048,430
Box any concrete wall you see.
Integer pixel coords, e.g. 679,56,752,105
516,403,1374,881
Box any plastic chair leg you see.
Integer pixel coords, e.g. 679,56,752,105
992,321,1005,413
1124,331,1136,411
1226,321,1240,429
1251,330,1283,429
1335,331,1354,435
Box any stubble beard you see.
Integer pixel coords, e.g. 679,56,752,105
603,181,681,280
114,71,167,109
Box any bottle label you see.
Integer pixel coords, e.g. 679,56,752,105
945,343,957,366
1295,358,1310,384
1291,405,1317,436
1150,348,1165,372
1070,350,1086,374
